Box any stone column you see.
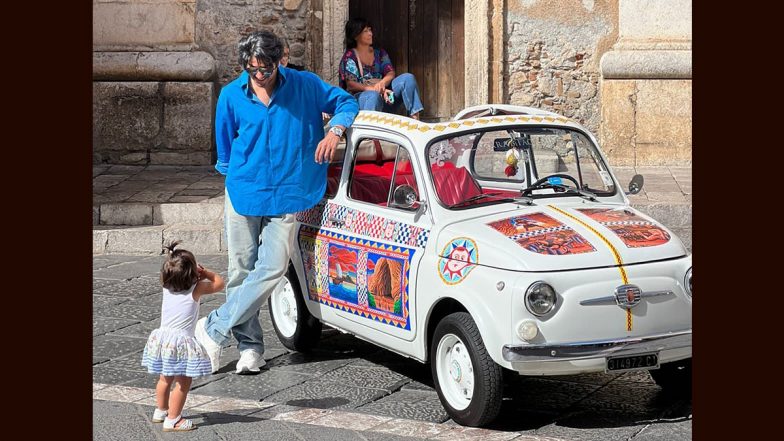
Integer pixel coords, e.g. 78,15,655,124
320,0,349,86
599,0,692,166
93,0,216,166
464,0,491,107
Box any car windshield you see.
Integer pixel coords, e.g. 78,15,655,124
426,127,616,209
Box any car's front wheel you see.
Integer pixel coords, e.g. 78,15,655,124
649,358,691,393
431,312,503,427
268,263,322,352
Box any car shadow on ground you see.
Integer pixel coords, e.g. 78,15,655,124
272,329,692,432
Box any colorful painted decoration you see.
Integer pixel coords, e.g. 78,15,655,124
298,226,413,330
487,213,596,255
577,208,670,248
438,238,479,285
296,202,430,248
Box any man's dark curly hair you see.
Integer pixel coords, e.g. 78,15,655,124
238,30,284,68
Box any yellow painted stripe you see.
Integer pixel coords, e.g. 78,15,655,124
548,205,633,331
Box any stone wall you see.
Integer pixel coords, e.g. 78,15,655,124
504,0,618,134
196,0,311,87
92,0,312,166
598,0,692,166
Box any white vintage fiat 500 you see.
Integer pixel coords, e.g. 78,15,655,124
268,104,692,427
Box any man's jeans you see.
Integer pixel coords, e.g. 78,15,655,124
204,189,296,353
356,73,424,117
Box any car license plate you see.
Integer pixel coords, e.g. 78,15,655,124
606,352,659,372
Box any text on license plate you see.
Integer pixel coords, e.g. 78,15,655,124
606,352,659,372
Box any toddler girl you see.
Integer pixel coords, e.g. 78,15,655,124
141,241,225,431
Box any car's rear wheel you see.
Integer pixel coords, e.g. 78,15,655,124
268,263,322,351
649,358,691,393
431,312,502,427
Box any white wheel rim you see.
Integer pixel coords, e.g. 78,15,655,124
435,333,474,410
271,277,298,338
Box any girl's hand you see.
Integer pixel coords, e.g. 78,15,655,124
372,81,385,95
197,264,205,279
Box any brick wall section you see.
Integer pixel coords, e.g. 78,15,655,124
504,0,618,134
196,0,310,87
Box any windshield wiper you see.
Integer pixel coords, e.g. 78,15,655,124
568,187,598,201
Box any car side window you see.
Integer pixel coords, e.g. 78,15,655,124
348,137,420,210
325,137,347,199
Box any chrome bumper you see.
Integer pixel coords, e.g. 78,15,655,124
502,330,691,363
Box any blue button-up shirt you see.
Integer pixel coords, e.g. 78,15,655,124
215,66,358,216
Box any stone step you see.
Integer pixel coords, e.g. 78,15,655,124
93,223,225,255
93,201,224,226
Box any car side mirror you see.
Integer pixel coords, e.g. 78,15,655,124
391,184,422,210
626,174,644,195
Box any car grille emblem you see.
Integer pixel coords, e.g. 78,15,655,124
614,284,641,309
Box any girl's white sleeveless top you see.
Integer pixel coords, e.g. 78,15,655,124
159,283,199,335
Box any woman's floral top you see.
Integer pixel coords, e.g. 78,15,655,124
338,47,395,91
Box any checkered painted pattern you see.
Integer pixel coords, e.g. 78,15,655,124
368,216,386,239
296,202,325,225
357,249,368,307
301,202,430,249
415,229,429,248
394,226,413,246
316,238,329,295
509,225,571,241
603,220,652,226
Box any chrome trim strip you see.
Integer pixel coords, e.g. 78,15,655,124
580,290,674,306
579,295,615,305
642,290,674,298
502,330,691,362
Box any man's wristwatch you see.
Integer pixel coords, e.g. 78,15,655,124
328,126,344,138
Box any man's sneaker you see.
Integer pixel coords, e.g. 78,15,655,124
194,317,222,373
235,349,265,374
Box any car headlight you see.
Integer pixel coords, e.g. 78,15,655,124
525,281,557,316
684,267,692,297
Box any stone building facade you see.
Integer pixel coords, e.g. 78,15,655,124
93,0,691,167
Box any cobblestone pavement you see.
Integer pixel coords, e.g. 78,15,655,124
93,254,692,440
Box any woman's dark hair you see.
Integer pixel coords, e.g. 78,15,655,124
345,17,372,49
160,241,199,292
238,30,284,68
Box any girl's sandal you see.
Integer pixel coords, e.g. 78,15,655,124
151,408,167,423
162,415,195,432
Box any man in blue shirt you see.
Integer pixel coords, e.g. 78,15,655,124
195,30,358,374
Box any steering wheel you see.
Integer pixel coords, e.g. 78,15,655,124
521,173,580,197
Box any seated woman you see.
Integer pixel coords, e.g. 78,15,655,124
339,17,424,120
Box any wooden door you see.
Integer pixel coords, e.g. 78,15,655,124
348,0,464,121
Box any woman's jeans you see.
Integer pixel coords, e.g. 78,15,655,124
356,73,424,117
203,188,296,353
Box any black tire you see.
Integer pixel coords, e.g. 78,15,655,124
649,358,691,392
430,312,503,427
268,263,322,352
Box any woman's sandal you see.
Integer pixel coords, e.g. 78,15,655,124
162,415,195,432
